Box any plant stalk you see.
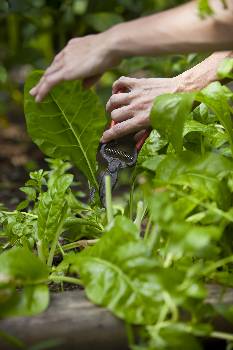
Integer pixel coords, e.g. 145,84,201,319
49,275,83,286
59,239,99,252
105,175,113,224
134,200,145,230
47,203,68,267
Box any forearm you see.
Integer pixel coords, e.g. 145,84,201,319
107,0,233,57
177,51,233,91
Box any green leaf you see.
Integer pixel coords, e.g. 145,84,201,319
197,0,214,18
0,284,49,318
71,217,164,325
155,151,233,209
150,92,195,152
217,58,233,80
137,130,167,170
0,247,49,286
148,322,204,350
196,82,233,156
24,71,106,187
16,199,29,211
37,174,73,260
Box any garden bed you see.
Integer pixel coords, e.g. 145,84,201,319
0,285,233,350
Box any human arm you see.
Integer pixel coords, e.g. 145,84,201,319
101,51,233,143
30,0,233,102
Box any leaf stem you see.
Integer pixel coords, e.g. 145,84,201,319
105,175,113,224
37,240,46,264
203,255,233,276
210,331,233,341
168,185,233,222
47,203,68,267
144,215,152,241
129,181,135,220
58,242,65,257
134,200,146,230
49,275,83,286
59,239,99,252
1,210,37,218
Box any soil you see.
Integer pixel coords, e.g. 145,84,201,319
0,108,46,209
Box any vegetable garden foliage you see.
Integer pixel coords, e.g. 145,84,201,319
0,59,233,349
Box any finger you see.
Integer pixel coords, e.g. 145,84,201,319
83,74,101,88
30,75,46,96
101,118,144,143
35,69,65,102
134,129,146,142
111,105,133,123
106,93,131,113
29,86,38,96
44,60,64,77
30,52,64,96
112,76,137,94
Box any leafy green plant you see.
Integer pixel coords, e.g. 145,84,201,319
24,71,106,188
1,66,233,350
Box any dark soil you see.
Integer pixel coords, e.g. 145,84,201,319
0,109,46,209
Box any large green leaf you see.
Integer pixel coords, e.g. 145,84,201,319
69,217,165,325
150,92,195,152
0,247,49,317
0,285,49,318
0,247,49,286
24,71,106,187
37,174,73,243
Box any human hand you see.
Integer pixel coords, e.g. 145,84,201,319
101,76,181,143
29,32,120,102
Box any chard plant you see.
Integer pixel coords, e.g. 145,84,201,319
1,59,233,349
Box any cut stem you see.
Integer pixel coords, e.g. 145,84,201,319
129,181,135,220
105,175,113,224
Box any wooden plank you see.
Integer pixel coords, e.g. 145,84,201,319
0,290,128,350
1,285,233,350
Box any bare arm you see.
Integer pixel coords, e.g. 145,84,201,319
30,0,233,102
101,51,233,143
110,0,233,58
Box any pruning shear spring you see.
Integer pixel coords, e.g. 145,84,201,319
97,120,150,206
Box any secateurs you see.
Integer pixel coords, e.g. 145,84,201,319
97,120,150,206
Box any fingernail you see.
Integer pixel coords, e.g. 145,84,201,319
29,87,36,96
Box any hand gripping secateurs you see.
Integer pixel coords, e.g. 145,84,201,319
97,120,150,206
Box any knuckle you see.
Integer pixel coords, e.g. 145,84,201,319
68,38,75,45
119,75,127,82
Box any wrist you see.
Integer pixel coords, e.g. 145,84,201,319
175,71,206,93
105,23,133,60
